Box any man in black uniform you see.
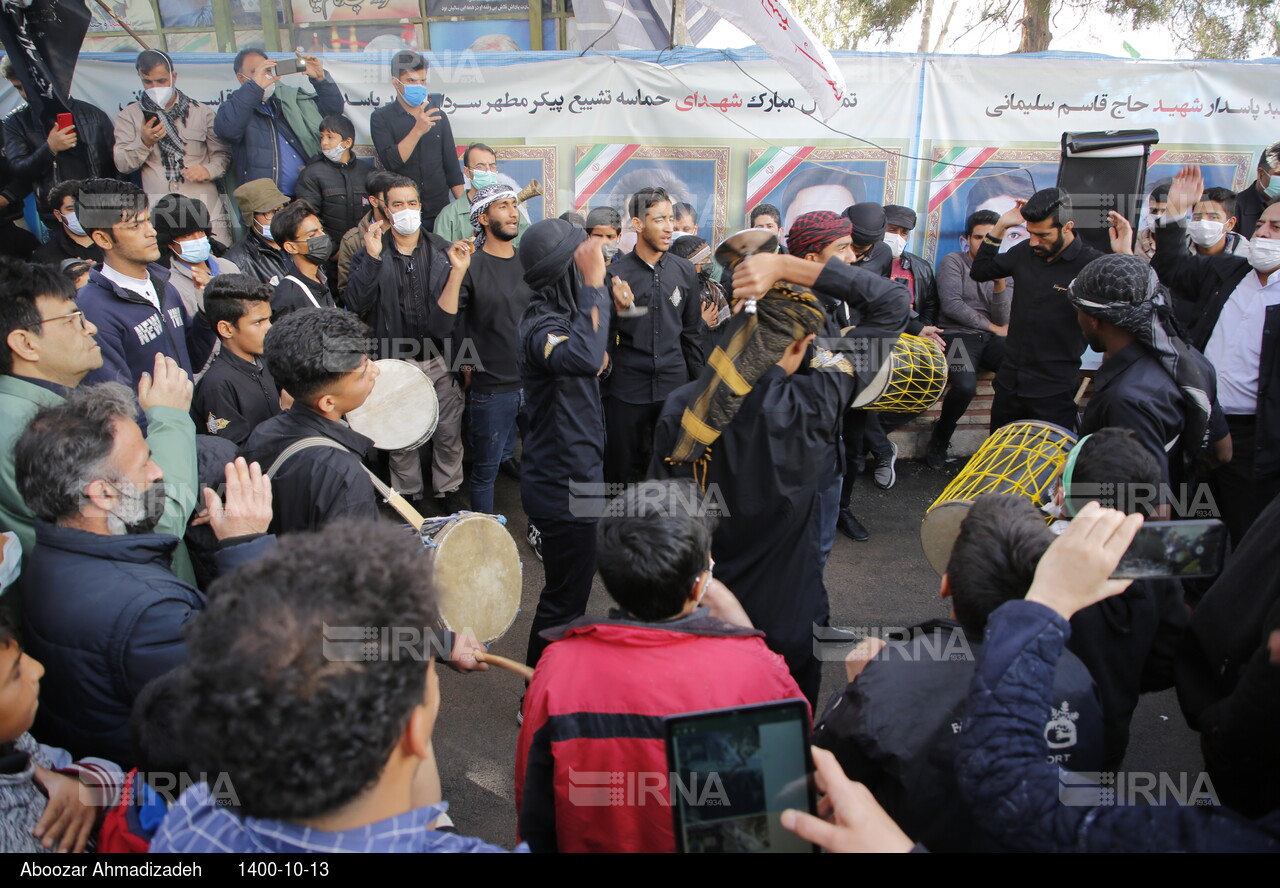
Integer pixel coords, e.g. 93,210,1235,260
603,187,703,484
971,187,1105,432
517,219,610,670
242,308,380,533
652,250,909,707
1071,254,1228,506
191,274,282,447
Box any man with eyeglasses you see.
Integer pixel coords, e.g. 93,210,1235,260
433,142,531,246
0,258,202,593
74,179,216,424
369,51,464,231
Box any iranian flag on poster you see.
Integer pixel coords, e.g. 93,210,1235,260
575,144,641,210
745,146,814,210
927,146,1001,214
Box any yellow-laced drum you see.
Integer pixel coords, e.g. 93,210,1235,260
345,359,439,451
920,421,1077,575
851,333,948,413
419,513,522,644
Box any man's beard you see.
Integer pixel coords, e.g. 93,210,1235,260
487,220,518,243
105,477,167,535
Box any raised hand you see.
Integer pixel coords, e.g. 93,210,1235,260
137,352,193,413
204,457,272,541
1164,165,1204,221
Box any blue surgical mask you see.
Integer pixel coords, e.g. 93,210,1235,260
470,170,497,189
0,531,20,596
1265,174,1280,201
176,235,211,264
400,83,428,107
259,222,274,241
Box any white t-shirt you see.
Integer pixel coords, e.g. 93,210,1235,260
99,263,161,311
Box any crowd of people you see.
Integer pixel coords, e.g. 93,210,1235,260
0,42,1278,853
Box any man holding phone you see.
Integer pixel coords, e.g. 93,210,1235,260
1,57,118,223
115,50,232,245
370,51,464,231
214,48,344,201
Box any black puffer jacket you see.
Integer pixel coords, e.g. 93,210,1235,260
2,98,117,216
224,232,288,287
294,154,374,243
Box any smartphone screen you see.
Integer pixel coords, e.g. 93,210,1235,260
665,700,816,853
1111,519,1228,580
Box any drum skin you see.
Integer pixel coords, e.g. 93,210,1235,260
423,514,522,644
919,421,1077,576
345,359,440,451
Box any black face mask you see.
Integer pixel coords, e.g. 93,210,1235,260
303,234,333,264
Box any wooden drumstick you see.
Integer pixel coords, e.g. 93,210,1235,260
473,651,534,680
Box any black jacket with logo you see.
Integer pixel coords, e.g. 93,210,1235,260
191,348,281,447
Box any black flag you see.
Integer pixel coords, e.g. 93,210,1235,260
0,0,91,121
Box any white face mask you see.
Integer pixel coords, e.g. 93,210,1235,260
61,209,87,237
261,80,276,101
883,232,907,259
1248,237,1280,273
0,531,20,595
145,85,173,107
322,144,348,163
1186,219,1225,248
391,208,421,236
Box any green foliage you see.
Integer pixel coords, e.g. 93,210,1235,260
787,0,919,50
786,0,1278,58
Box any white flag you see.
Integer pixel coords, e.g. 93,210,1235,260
699,0,848,121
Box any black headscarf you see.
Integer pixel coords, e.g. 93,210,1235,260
520,217,587,314
1069,254,1214,462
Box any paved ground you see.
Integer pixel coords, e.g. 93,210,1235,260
433,454,1204,848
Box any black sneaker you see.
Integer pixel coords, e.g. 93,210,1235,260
836,508,870,541
925,435,948,471
526,521,543,562
874,442,898,490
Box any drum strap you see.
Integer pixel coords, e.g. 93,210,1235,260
284,275,323,308
264,436,426,528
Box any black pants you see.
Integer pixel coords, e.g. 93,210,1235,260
604,398,662,484
839,410,891,508
525,516,598,668
934,332,1006,444
1211,416,1280,546
989,378,1079,434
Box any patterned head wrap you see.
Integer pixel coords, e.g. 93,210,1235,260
786,211,851,260
1069,254,1214,462
665,288,827,484
469,183,520,247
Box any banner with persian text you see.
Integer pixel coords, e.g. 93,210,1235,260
2,47,1274,255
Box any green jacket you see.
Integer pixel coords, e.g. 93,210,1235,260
0,375,198,586
432,190,530,247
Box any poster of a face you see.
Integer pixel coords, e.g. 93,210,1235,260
744,148,900,247
575,146,730,251
452,145,557,223
924,146,1254,264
